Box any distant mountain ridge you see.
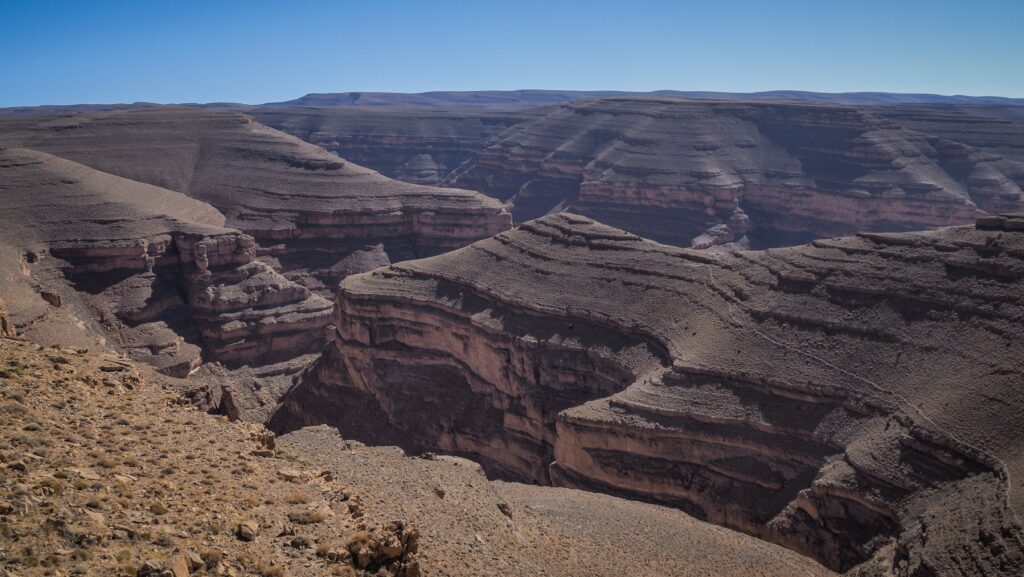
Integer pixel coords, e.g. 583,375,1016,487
263,89,1024,109
4,89,1022,116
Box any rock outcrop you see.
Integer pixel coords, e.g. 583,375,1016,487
0,297,14,337
0,148,331,376
1,107,511,297
445,98,1024,248
273,213,1024,575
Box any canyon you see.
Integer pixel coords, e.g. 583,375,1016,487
2,91,1024,576
0,108,510,418
272,212,1024,575
256,97,1024,250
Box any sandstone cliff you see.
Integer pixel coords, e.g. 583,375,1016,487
272,213,1024,575
1,107,512,297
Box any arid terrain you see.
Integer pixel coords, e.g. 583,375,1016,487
2,90,1024,576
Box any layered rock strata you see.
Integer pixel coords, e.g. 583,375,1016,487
273,213,1024,575
252,107,536,185
446,98,1024,248
0,148,330,375
1,108,511,296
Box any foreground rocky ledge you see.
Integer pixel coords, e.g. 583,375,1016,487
273,213,1024,575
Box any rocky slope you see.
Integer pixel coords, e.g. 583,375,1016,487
0,107,511,297
272,212,1024,575
0,335,836,577
0,148,332,378
444,98,1024,248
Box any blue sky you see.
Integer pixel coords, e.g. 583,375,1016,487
1,0,1022,106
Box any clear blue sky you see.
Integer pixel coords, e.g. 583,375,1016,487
1,0,1022,106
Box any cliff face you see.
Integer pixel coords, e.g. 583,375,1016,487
445,99,1024,248
252,108,536,186
0,148,331,376
272,213,1024,575
2,108,512,297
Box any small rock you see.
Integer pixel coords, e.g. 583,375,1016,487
277,468,302,482
69,467,101,480
100,363,129,372
185,551,204,572
276,525,296,537
250,449,274,458
167,553,190,577
290,535,315,549
236,520,259,541
137,559,165,576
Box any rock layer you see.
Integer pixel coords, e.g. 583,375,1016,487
444,98,1024,248
0,148,330,375
1,107,511,296
252,107,536,186
272,213,1024,575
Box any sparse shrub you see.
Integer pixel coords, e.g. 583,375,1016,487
199,548,222,568
256,562,285,577
287,510,327,524
286,492,310,504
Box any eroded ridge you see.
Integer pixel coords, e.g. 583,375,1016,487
0,148,331,378
273,212,1024,575
447,98,1024,248
0,107,512,297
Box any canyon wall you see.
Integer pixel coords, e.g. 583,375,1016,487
442,98,1024,248
252,98,1024,251
273,213,1024,575
252,107,536,185
0,148,331,377
0,108,512,298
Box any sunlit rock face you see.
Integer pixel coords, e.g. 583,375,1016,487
273,213,1024,575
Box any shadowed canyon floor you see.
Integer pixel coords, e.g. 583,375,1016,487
272,213,1024,575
